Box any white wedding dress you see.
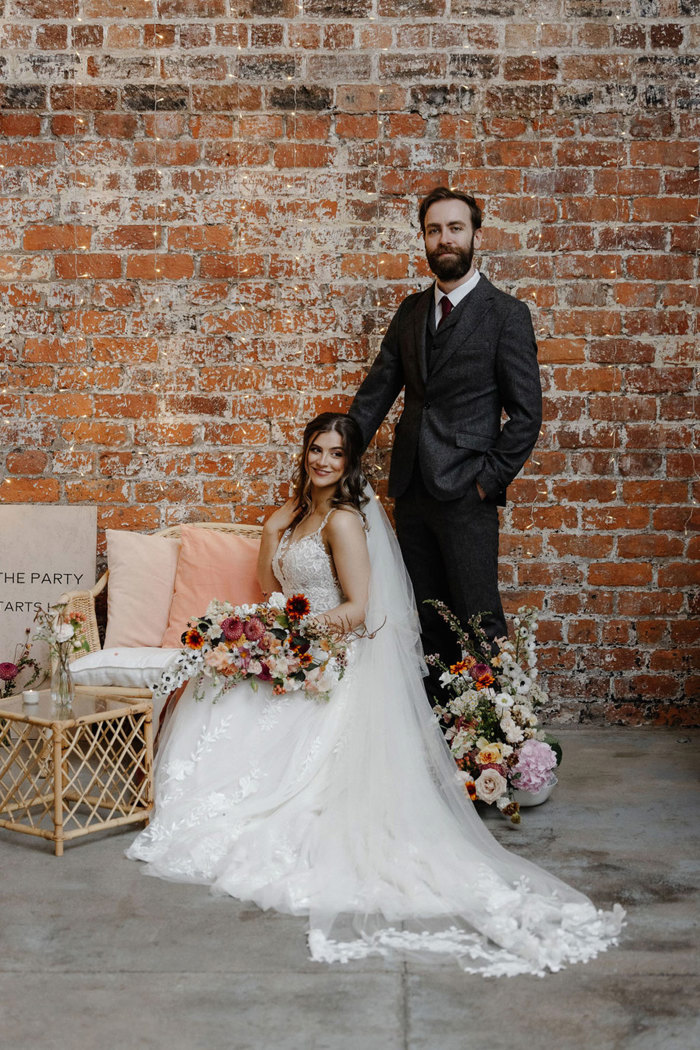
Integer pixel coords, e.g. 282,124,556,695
127,493,624,977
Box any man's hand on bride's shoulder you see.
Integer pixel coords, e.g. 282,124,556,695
263,498,300,535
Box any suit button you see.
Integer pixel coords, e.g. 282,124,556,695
425,401,431,409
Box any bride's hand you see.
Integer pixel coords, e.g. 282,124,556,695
263,497,300,536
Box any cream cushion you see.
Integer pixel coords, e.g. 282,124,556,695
161,525,263,648
104,530,181,649
70,647,182,728
70,646,182,690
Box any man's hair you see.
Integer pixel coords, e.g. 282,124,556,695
418,186,482,234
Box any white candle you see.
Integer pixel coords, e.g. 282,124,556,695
22,690,40,704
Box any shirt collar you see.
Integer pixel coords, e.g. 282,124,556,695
434,269,481,310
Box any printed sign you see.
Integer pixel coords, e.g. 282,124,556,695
0,505,97,689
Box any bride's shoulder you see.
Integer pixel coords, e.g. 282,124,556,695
324,506,367,542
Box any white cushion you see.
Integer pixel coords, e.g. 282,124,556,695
71,647,181,691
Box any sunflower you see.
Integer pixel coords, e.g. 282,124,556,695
183,628,205,650
449,656,476,675
285,594,310,621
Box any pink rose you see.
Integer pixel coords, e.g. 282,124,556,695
474,768,508,804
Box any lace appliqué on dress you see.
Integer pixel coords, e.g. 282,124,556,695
272,511,344,615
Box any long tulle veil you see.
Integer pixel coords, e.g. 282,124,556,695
306,484,624,975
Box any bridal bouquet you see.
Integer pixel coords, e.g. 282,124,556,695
427,604,561,825
153,593,347,705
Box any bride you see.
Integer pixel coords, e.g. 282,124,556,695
128,412,624,976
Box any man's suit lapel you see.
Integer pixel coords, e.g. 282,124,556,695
411,286,433,385
429,277,496,377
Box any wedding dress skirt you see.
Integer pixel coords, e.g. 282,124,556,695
128,495,624,977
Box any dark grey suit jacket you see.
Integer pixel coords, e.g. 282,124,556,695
349,275,542,505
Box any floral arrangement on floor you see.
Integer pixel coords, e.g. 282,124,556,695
0,631,42,699
33,603,90,704
426,603,561,825
153,593,348,706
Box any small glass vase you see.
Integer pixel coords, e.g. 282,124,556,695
50,645,74,709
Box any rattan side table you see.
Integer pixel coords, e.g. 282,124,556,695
0,690,153,856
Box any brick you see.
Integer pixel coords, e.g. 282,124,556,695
669,622,700,647
613,675,681,702
588,563,653,587
0,114,41,137
50,85,117,111
622,481,689,505
23,225,91,252
273,144,335,168
547,535,614,559
5,449,48,474
0,477,60,502
27,393,93,419
601,621,631,645
618,535,684,559
61,421,129,446
14,0,76,14
503,56,558,81
94,394,158,418
632,197,698,223
659,563,700,588
23,337,87,363
167,226,234,251
125,254,194,279
55,254,121,279
99,507,161,532
105,25,140,49
73,24,104,49
100,227,161,250
653,507,700,532
580,507,650,531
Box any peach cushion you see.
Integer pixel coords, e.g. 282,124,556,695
104,530,181,649
161,526,263,647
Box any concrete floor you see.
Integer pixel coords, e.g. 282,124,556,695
1,727,698,1050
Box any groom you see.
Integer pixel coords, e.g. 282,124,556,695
349,186,542,694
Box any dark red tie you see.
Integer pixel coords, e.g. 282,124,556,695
438,296,453,328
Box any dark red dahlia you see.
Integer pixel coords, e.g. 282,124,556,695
256,662,272,682
0,662,19,682
243,616,265,642
471,662,492,680
221,617,244,641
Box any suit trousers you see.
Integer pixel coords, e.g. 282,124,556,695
394,469,507,701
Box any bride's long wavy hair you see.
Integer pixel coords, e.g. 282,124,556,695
292,413,369,524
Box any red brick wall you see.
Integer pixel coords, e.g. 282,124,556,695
1,0,698,723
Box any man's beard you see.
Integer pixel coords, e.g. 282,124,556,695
426,236,474,281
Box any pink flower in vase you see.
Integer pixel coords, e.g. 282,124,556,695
0,662,19,682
